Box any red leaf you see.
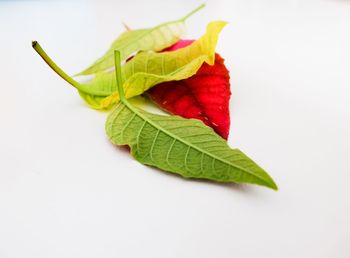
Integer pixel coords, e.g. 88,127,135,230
147,40,231,139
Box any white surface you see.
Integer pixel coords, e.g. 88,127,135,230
1,0,350,257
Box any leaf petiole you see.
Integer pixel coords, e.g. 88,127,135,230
32,41,111,97
113,50,125,101
32,41,81,90
181,4,206,21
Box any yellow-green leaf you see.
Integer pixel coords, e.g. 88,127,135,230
80,21,227,109
76,4,205,76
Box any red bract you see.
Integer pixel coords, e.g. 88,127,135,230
147,40,231,139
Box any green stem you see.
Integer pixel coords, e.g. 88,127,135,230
32,41,112,97
32,41,81,90
181,4,206,21
114,50,125,101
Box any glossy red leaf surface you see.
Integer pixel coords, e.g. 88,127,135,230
147,40,231,139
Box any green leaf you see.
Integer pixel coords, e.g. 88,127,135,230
76,4,205,76
105,51,278,190
80,21,227,109
106,103,278,190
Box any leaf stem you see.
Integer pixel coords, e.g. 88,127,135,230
114,50,125,101
181,4,206,21
32,41,81,90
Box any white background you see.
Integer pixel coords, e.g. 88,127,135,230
0,0,350,257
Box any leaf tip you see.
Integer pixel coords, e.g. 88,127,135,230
262,175,278,190
268,180,278,191
122,22,131,31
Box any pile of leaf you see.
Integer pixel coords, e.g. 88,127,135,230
32,4,277,190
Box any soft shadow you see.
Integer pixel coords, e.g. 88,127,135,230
144,163,268,198
107,144,274,198
107,142,131,158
